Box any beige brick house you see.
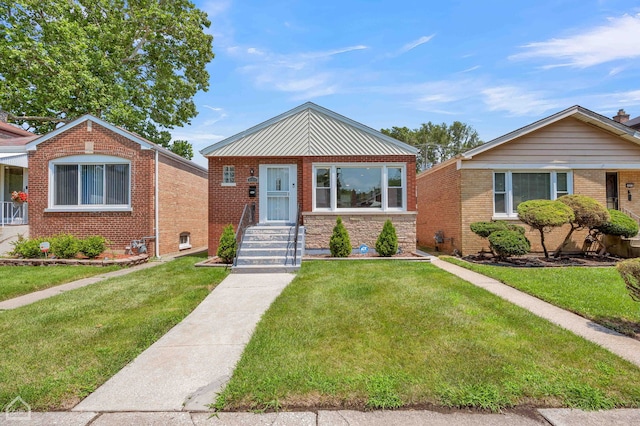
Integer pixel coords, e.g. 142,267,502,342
417,106,640,255
25,115,207,257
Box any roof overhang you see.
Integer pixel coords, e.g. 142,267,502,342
0,153,27,168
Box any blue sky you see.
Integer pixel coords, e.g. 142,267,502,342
173,0,640,167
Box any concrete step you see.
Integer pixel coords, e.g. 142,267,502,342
245,226,297,234
238,248,297,257
236,256,300,266
232,264,301,273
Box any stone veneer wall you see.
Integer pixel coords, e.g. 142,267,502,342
302,213,417,252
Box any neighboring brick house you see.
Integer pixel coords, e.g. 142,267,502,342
25,115,207,256
417,105,640,255
202,102,418,255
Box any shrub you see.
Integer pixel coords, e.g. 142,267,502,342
329,217,351,257
217,224,237,264
488,230,530,260
470,221,526,238
517,200,574,258
554,195,609,257
80,236,108,259
376,219,398,257
11,235,45,258
50,233,81,259
616,258,640,302
595,209,639,238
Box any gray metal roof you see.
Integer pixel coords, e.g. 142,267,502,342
201,102,417,157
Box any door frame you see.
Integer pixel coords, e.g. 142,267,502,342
606,171,619,210
258,164,297,224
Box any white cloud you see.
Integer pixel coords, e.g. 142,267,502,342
399,35,435,54
459,65,481,73
512,14,640,68
247,47,264,55
482,86,560,116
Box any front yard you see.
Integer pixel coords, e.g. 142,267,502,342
443,258,640,337
215,260,640,412
0,254,228,410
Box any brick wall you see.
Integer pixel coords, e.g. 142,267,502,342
157,154,208,255
28,121,155,254
208,154,417,255
416,161,462,253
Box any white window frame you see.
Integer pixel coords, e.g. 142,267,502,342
222,165,235,186
493,170,573,218
47,155,132,212
179,232,191,250
312,163,407,212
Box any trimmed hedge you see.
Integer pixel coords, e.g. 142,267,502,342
617,258,640,302
217,224,237,264
329,217,351,257
470,221,525,238
596,209,639,238
376,219,398,257
488,230,531,260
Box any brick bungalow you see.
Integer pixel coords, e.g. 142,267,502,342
202,102,418,255
417,105,640,255
25,115,207,256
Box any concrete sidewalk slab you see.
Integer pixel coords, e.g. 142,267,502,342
431,258,640,368
191,411,317,425
0,411,98,425
539,408,640,425
318,410,543,425
73,273,294,413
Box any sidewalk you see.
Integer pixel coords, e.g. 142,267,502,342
73,273,295,412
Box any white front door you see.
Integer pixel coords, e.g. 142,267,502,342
259,164,297,224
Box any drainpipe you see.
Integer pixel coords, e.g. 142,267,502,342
154,149,160,258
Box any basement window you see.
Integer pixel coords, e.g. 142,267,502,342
179,232,191,250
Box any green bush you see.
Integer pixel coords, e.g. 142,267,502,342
470,221,525,238
217,224,237,264
596,209,639,238
488,230,531,260
50,233,81,259
616,258,640,302
376,219,398,257
517,200,574,258
329,217,351,257
10,235,45,258
79,236,108,259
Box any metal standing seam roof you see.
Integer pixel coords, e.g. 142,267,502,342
201,102,417,157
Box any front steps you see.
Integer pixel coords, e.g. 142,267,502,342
233,225,305,273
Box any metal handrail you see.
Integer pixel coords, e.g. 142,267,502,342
1,202,27,226
292,203,302,266
233,203,256,266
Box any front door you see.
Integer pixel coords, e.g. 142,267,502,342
606,172,619,210
259,164,297,224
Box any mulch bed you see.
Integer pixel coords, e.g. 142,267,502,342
462,252,621,267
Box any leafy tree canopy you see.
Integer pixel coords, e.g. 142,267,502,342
0,0,214,159
381,121,483,172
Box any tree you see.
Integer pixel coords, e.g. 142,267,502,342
553,195,609,258
591,209,640,255
168,140,194,160
329,217,351,257
0,0,214,159
381,121,483,172
217,225,237,264
375,219,398,257
517,200,574,258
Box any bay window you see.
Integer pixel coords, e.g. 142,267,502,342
49,156,131,210
313,164,406,211
494,171,572,217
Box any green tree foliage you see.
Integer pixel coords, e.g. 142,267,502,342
217,225,237,264
595,209,640,238
470,221,525,239
375,219,398,257
554,195,610,257
381,121,483,172
517,200,574,258
616,258,640,302
329,217,351,257
168,140,194,160
488,230,531,260
0,0,214,158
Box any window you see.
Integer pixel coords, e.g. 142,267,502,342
494,171,572,217
313,164,406,211
222,165,235,185
49,156,130,210
179,232,191,250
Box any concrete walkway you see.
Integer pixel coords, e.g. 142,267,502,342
73,273,295,412
0,225,28,256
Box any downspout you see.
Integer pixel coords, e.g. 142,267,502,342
154,149,160,258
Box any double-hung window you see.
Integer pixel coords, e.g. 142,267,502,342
50,155,131,210
222,165,235,185
313,164,406,211
494,171,572,217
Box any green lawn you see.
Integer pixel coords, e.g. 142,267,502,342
0,265,122,302
0,254,228,410
215,260,640,412
443,258,640,336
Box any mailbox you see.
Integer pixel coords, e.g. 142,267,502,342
248,185,256,198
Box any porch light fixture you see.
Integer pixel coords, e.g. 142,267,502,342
250,168,254,176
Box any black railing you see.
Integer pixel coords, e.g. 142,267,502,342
292,203,302,266
233,203,256,267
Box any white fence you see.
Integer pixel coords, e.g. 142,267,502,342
1,202,28,226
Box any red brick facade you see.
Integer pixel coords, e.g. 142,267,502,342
208,155,417,255
28,120,207,256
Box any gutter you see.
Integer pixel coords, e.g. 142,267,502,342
154,149,160,258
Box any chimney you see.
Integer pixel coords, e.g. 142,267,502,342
613,108,630,124
0,110,7,123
